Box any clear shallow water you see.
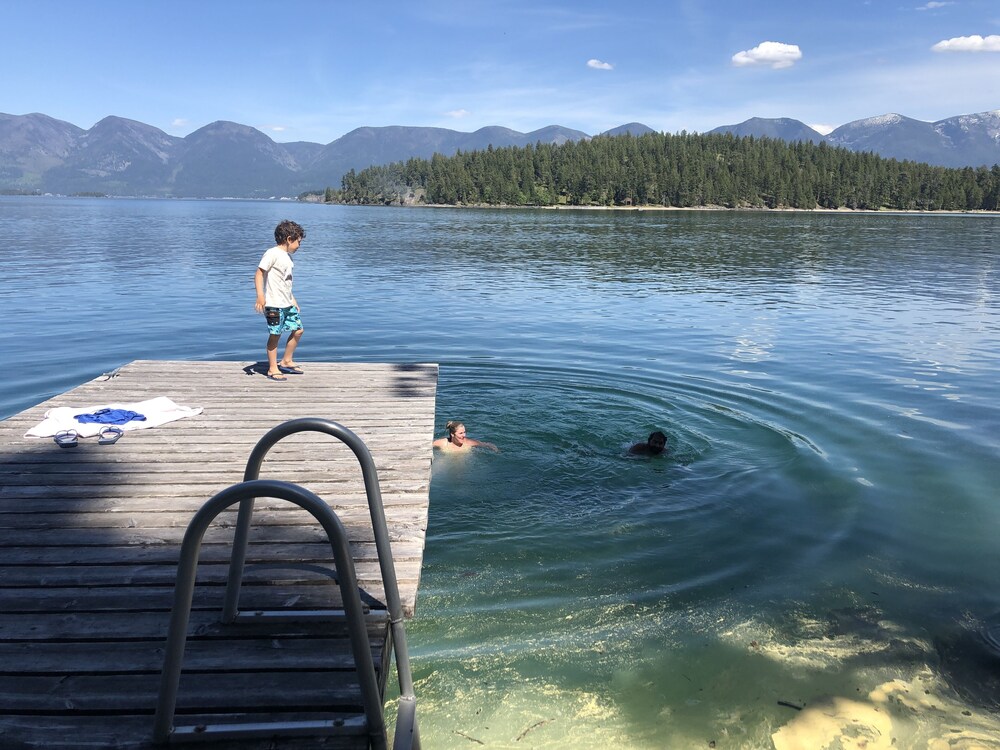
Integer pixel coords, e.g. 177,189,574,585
3,196,999,747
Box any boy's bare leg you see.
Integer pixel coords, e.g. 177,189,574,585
280,329,303,369
266,334,285,378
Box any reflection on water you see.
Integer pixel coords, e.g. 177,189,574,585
4,196,1000,747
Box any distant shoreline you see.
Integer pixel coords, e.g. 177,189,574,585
414,202,998,216
5,194,995,215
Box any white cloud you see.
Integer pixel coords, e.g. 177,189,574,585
732,41,802,69
931,34,1000,52
171,118,189,128
445,109,471,118
809,123,835,135
587,59,614,70
266,125,287,133
917,2,954,10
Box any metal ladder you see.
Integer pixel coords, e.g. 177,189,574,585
153,418,419,749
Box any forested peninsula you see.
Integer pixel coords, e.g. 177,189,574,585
325,131,1000,212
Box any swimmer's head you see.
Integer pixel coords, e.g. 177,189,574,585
447,421,467,445
647,431,667,454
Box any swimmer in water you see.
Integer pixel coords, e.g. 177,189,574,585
629,430,667,456
433,420,499,453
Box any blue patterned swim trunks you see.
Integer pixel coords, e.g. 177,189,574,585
265,306,302,335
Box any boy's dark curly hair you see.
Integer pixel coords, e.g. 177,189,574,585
274,220,305,245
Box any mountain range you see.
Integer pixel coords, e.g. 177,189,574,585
2,110,998,199
710,111,1000,170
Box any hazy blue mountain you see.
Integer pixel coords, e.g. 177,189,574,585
826,114,946,165
280,140,326,169
0,113,84,189
1,110,997,198
709,117,824,144
523,125,591,145
298,124,591,192
829,111,1000,168
708,112,1000,168
301,125,473,189
932,111,1000,169
172,121,302,198
599,123,657,137
41,116,183,196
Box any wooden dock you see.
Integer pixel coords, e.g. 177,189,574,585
0,360,438,749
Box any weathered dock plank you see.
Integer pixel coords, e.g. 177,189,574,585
0,360,438,749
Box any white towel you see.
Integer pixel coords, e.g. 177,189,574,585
24,396,203,439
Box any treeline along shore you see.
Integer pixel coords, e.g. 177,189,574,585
326,132,1000,212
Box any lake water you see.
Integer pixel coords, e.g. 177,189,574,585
3,196,999,748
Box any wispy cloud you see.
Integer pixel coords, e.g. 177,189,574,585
445,109,470,118
171,118,189,128
932,34,1000,52
916,1,953,10
732,41,802,69
587,59,614,70
265,125,287,133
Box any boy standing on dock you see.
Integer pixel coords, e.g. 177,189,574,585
254,220,306,381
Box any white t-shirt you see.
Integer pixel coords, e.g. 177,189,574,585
258,246,295,307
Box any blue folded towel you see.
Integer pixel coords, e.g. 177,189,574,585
75,408,147,425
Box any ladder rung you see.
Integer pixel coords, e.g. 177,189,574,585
233,606,372,621
170,715,368,742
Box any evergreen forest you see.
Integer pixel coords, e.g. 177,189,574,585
330,131,1000,211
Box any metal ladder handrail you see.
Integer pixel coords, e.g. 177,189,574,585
152,479,387,747
223,417,418,750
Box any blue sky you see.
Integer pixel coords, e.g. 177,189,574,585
3,0,998,143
